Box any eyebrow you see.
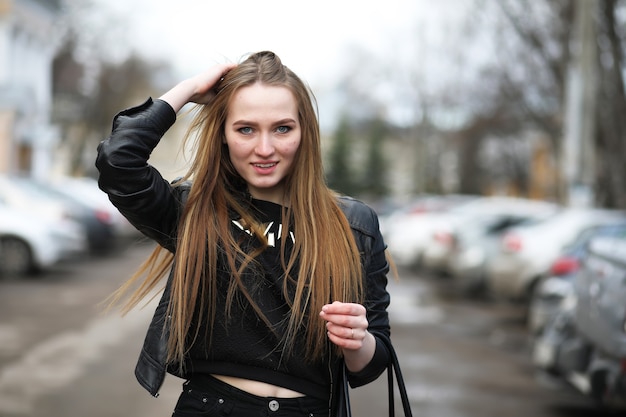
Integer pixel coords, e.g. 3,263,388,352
231,118,297,126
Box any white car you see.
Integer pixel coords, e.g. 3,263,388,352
0,176,87,260
421,197,560,278
383,194,478,269
486,207,626,302
0,203,84,276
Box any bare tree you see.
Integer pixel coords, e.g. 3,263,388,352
52,29,173,175
464,0,626,208
594,0,626,209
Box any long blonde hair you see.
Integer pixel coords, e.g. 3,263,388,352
110,51,363,368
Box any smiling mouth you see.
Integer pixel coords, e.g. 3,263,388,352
254,163,276,168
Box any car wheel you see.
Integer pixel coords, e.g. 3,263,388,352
0,237,34,277
589,369,609,406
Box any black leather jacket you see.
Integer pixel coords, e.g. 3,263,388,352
95,98,392,401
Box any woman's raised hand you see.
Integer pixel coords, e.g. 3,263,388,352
187,63,237,104
159,63,237,113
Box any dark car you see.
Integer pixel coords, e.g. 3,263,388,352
532,223,626,411
572,228,626,409
528,221,626,336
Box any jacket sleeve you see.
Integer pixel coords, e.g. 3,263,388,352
340,198,392,388
95,98,183,252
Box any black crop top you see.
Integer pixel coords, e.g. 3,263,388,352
183,198,331,400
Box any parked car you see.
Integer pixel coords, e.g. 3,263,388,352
530,284,578,377
447,214,541,296
383,194,479,269
528,221,626,336
0,176,87,257
573,231,626,409
420,197,559,290
532,228,626,411
0,201,84,276
486,207,626,302
12,176,118,253
46,176,137,239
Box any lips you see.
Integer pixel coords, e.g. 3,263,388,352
252,162,278,175
253,163,277,168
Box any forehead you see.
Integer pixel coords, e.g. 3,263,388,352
227,83,298,120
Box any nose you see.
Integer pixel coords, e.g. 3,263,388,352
255,133,275,157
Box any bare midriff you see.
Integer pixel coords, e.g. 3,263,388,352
211,374,305,398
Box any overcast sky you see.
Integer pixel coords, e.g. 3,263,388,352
71,0,475,128
83,0,468,82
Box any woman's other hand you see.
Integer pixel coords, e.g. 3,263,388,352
319,301,376,372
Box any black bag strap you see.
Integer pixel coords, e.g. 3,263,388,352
380,335,413,416
339,335,413,417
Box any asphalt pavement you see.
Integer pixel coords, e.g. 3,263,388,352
0,239,608,417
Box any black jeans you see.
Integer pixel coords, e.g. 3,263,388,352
172,375,329,417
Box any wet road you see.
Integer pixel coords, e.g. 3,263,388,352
0,240,610,416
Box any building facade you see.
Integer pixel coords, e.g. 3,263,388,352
0,0,62,178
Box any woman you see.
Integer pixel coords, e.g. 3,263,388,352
96,51,392,417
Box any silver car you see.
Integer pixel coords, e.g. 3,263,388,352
486,207,626,302
532,226,626,410
528,221,626,336
419,198,560,294
0,202,83,276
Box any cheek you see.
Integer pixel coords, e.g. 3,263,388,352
285,140,301,157
225,140,249,160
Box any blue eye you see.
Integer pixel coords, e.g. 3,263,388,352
238,127,253,134
276,126,291,134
